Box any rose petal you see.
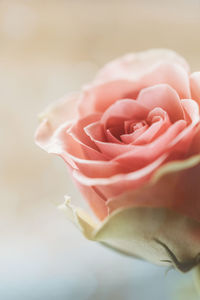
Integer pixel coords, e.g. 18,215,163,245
68,113,102,151
67,127,108,162
36,115,132,178
85,121,135,159
94,206,200,267
73,154,168,199
106,128,123,144
62,196,200,269
107,156,200,224
133,119,168,145
101,99,149,129
120,125,147,144
181,99,200,123
95,49,190,83
170,99,200,149
190,72,200,104
70,155,128,178
137,84,185,122
113,120,187,169
79,80,136,117
75,182,108,220
79,55,190,117
168,100,200,157
188,125,200,155
36,121,79,169
121,108,171,145
35,93,79,150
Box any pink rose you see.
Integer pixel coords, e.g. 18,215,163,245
35,49,200,218
35,49,200,271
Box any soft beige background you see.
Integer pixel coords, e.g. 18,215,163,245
1,1,200,299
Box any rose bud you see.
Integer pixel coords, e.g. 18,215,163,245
35,49,200,272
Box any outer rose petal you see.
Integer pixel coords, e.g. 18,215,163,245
95,49,190,83
190,72,200,103
79,80,137,117
79,50,190,117
189,125,200,155
35,93,79,152
73,154,168,199
39,92,79,131
107,155,200,223
170,99,200,156
75,182,108,220
93,207,200,270
181,99,199,123
62,199,200,271
61,154,200,271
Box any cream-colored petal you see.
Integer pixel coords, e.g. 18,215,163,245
59,195,98,239
94,207,200,271
39,92,79,131
61,198,200,271
61,155,200,272
195,266,200,296
96,49,190,83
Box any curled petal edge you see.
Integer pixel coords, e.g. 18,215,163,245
60,154,200,272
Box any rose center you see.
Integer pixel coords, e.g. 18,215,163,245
131,121,148,133
124,120,148,135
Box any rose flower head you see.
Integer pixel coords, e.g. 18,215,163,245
35,49,200,272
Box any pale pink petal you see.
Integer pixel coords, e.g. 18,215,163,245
78,80,136,117
133,120,168,145
106,128,123,144
63,128,129,177
101,99,149,128
95,49,190,83
69,154,128,178
68,113,102,151
39,93,79,132
168,100,200,157
84,121,106,142
73,154,168,199
36,115,131,178
107,161,200,223
66,127,108,162
35,120,77,169
181,99,200,123
74,182,108,220
35,93,79,152
121,125,147,144
170,99,199,149
121,108,171,145
131,108,171,145
188,125,200,155
85,122,135,158
124,120,138,134
79,62,190,117
137,84,185,122
113,120,187,170
190,72,200,103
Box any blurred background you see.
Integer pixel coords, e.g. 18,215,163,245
1,0,200,299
